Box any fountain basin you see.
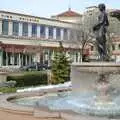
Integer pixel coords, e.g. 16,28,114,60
1,62,120,120
11,91,120,117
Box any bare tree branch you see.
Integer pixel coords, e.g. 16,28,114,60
69,24,94,62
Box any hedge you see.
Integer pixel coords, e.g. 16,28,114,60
0,87,16,93
7,71,48,87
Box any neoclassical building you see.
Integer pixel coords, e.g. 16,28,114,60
0,9,85,67
0,7,120,68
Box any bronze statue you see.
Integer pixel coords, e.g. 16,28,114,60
93,4,109,61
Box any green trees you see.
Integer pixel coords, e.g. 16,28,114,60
51,42,70,84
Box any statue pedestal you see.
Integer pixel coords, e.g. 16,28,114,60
71,62,120,93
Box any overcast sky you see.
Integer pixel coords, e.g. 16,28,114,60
0,0,119,18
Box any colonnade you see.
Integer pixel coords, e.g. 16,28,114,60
0,49,81,67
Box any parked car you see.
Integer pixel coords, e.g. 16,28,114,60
20,63,51,71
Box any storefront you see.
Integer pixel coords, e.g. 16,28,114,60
0,43,34,67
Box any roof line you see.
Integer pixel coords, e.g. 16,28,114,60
0,10,79,25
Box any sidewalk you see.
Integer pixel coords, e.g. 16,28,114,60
0,110,62,120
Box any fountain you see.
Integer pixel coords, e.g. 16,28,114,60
6,3,120,120
14,62,120,119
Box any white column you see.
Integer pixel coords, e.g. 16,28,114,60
19,22,22,36
31,55,34,63
74,52,76,63
37,25,40,38
48,50,50,66
51,50,54,60
61,29,64,40
12,53,15,65
78,52,81,63
68,29,70,40
28,23,32,37
45,26,49,39
0,50,3,67
8,21,13,36
0,20,2,35
52,50,55,59
6,52,8,66
19,53,21,66
36,53,40,63
53,28,56,39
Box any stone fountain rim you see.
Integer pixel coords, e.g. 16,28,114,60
0,88,72,119
4,91,120,119
1,90,120,119
72,62,120,67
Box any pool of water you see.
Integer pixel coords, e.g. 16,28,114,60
12,91,120,117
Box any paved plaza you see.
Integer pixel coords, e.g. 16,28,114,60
0,110,63,120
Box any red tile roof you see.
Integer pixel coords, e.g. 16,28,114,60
56,8,82,17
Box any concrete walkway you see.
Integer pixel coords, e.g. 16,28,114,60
0,110,63,120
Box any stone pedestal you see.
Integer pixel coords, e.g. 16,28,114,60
71,62,120,93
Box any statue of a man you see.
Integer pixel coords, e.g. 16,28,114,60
93,4,109,61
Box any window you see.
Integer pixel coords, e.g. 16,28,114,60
48,26,53,38
22,22,28,36
70,30,75,40
56,28,61,39
2,20,9,35
40,25,45,37
32,24,37,37
13,21,19,36
63,28,68,40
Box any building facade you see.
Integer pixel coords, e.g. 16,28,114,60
0,7,120,68
83,6,120,34
0,10,84,67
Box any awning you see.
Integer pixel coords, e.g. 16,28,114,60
2,44,25,53
0,43,39,53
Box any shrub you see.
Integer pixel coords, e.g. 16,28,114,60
0,87,16,93
0,81,16,88
51,42,71,84
7,71,48,87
